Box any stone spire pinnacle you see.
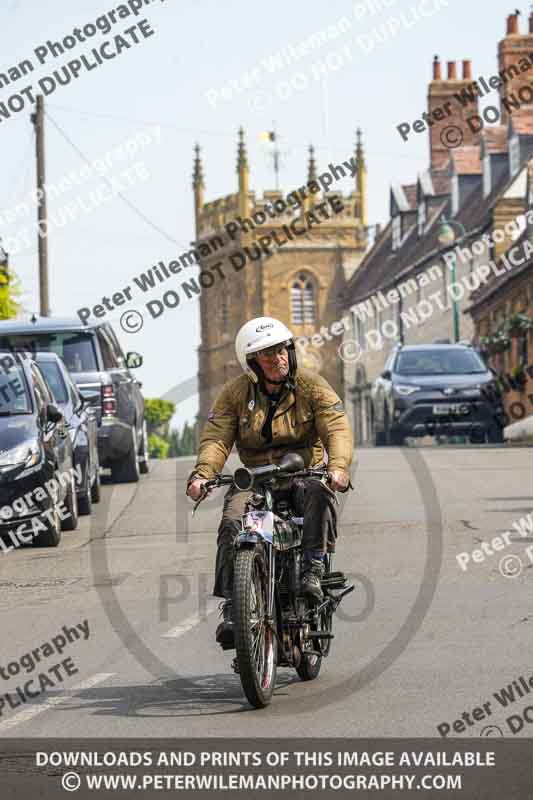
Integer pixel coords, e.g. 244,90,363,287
356,128,366,169
193,143,205,237
355,129,367,227
307,145,317,183
237,127,249,217
237,126,248,172
193,143,204,190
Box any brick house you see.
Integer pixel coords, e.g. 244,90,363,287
341,11,533,445
467,163,533,428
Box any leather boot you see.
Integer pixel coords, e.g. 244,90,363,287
301,558,324,603
215,599,235,649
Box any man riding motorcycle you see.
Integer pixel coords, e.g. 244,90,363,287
186,317,353,648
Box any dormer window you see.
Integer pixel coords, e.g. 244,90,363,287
417,200,426,236
509,135,520,176
392,215,402,250
483,155,491,197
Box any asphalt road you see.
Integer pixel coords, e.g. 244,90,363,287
0,446,532,738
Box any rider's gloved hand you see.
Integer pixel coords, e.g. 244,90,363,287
186,476,210,501
327,469,349,492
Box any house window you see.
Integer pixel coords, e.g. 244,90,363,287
220,294,229,333
392,215,402,250
352,309,365,347
291,272,316,324
417,201,426,236
483,155,491,197
509,135,520,177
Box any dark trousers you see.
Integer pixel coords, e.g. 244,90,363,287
213,477,337,599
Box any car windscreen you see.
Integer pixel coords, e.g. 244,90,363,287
1,332,98,373
0,361,31,413
36,360,69,404
395,349,487,375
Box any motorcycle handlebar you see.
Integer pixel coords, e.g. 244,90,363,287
191,467,330,515
209,466,329,490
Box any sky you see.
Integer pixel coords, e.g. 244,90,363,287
0,0,520,427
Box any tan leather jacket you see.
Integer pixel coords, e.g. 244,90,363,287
188,368,353,483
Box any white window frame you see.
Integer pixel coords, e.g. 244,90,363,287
483,154,492,197
451,175,460,216
392,215,402,250
417,200,426,236
509,135,520,177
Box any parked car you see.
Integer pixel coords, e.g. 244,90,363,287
0,318,149,483
371,343,505,445
35,352,100,514
0,350,78,549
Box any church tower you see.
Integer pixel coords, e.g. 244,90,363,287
193,130,368,430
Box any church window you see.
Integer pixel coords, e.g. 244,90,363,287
291,273,316,324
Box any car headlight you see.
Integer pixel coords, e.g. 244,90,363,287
0,440,43,479
395,384,421,396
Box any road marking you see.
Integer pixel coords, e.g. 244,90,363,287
162,603,218,638
0,672,115,733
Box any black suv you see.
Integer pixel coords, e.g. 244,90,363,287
0,318,149,482
371,344,505,445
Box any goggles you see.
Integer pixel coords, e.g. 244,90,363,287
254,342,289,359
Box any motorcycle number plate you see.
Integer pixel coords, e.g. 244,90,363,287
243,511,274,536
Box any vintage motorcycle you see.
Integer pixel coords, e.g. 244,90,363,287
193,452,354,708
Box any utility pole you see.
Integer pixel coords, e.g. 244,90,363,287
30,94,49,316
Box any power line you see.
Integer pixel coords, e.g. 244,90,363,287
46,103,425,160
44,109,189,251
0,127,35,214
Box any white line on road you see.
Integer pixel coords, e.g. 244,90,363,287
162,603,219,639
0,672,115,733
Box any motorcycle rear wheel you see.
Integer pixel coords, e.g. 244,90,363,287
233,548,277,708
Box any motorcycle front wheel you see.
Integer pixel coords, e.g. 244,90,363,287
233,547,277,708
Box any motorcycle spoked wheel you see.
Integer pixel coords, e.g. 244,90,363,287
233,548,277,708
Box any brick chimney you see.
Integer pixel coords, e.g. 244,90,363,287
427,55,480,171
498,10,533,123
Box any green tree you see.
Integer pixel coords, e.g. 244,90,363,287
148,433,170,459
0,263,22,320
144,398,175,434
166,421,198,457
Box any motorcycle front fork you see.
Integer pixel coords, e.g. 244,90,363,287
266,543,275,623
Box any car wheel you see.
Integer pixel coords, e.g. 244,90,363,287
139,420,150,475
91,462,101,503
33,505,62,547
111,426,140,483
78,462,92,516
62,473,79,530
374,428,387,446
372,407,386,447
390,429,405,446
383,407,392,445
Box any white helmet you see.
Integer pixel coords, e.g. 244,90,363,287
235,316,296,383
